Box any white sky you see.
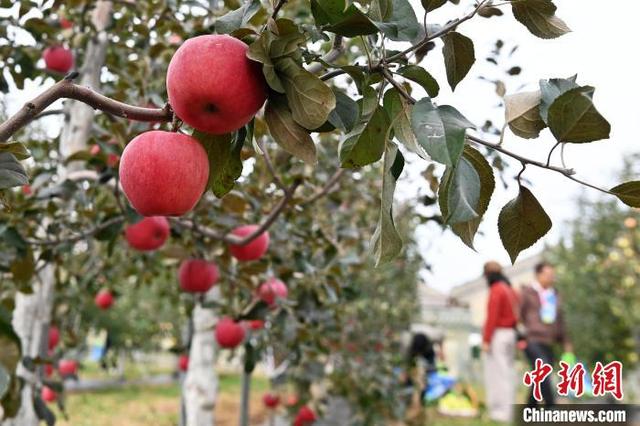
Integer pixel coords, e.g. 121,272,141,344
3,1,639,292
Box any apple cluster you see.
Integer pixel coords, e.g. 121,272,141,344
120,34,267,217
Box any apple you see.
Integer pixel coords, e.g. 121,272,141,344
228,225,269,261
90,144,101,155
215,317,245,349
262,393,280,409
258,278,288,307
58,359,78,376
43,46,73,73
48,326,60,350
246,320,264,330
22,185,32,196
60,18,72,29
95,289,114,310
44,364,54,378
294,406,316,426
41,386,57,403
285,394,299,407
178,259,219,293
124,216,170,252
166,34,267,134
107,153,119,168
178,354,189,372
119,130,209,216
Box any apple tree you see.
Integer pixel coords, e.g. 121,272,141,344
0,0,638,425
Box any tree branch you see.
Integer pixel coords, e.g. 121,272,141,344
0,74,172,142
385,0,489,63
308,36,345,74
174,179,302,245
24,215,125,246
299,169,346,206
257,138,285,190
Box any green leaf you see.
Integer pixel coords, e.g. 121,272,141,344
264,97,317,165
0,153,28,189
546,86,610,143
410,98,475,167
610,181,640,208
539,75,578,122
328,89,359,132
0,314,21,380
311,0,379,37
0,142,31,160
498,186,552,263
275,57,336,130
215,0,262,34
512,0,570,39
340,106,390,168
383,89,426,159
371,143,404,266
9,248,34,285
193,130,245,198
440,146,495,247
442,32,475,91
397,65,440,98
439,154,481,224
94,217,125,242
247,33,285,93
421,0,447,12
373,0,421,42
369,0,393,22
1,374,22,419
504,90,546,139
0,365,9,400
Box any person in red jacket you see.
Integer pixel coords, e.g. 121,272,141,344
482,261,519,423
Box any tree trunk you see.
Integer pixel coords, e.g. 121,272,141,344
182,288,220,426
2,3,112,425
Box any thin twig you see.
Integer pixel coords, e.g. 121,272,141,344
299,169,346,206
385,0,490,63
546,141,560,167
381,68,416,104
308,36,345,74
271,0,287,19
174,180,302,245
34,109,65,120
24,216,125,246
0,75,172,142
257,138,285,190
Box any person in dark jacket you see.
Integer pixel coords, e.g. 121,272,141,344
482,262,518,422
521,261,572,407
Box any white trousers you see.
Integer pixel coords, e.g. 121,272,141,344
484,328,516,422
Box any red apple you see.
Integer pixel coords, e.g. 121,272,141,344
58,359,77,376
119,131,209,216
124,216,170,251
90,144,101,155
262,393,280,409
247,320,264,330
48,326,60,350
178,259,219,293
95,289,114,310
215,317,245,349
285,395,299,407
228,225,269,261
107,153,120,168
166,34,267,134
60,18,73,29
294,406,316,426
22,185,32,196
41,386,57,403
43,46,73,73
258,278,288,306
44,364,54,378
178,354,189,372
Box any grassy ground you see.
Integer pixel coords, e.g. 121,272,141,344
55,373,270,426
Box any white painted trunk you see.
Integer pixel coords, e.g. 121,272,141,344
182,288,220,426
2,3,112,425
